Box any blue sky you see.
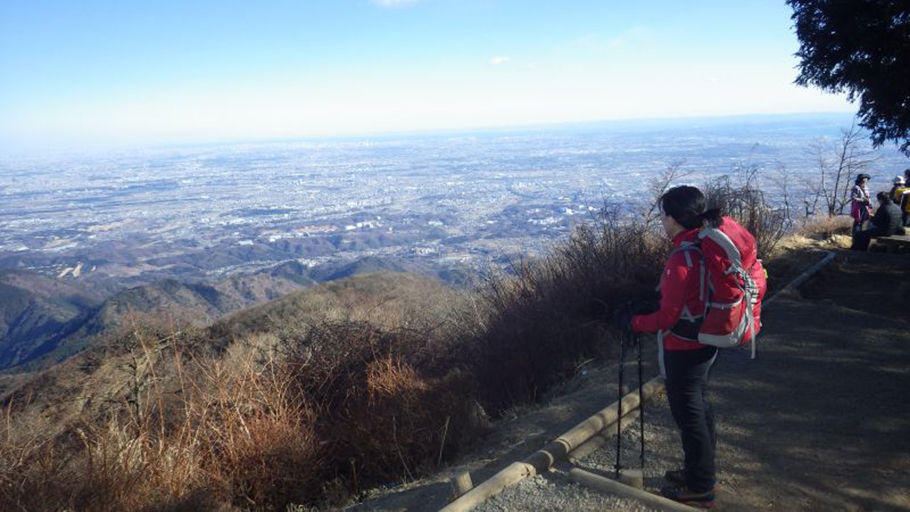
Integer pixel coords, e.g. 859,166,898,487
0,1,853,151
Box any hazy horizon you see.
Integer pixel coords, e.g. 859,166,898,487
1,1,855,153
0,111,863,160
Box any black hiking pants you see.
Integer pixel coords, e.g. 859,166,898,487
664,345,718,493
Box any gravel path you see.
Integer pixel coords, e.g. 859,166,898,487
474,472,654,512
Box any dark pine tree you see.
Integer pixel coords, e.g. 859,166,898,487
788,0,910,154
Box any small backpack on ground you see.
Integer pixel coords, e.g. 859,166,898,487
674,217,767,358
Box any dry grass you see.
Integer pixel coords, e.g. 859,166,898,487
0,326,322,512
796,215,854,247
759,215,853,293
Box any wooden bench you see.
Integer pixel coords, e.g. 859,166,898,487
871,234,910,253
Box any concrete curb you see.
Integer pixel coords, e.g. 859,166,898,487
569,468,702,512
439,379,663,512
567,405,644,464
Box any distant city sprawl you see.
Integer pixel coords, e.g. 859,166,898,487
0,114,905,290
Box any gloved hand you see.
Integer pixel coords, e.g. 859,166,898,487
611,300,657,333
611,302,637,333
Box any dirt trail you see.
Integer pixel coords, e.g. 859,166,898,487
697,250,910,511
346,251,910,511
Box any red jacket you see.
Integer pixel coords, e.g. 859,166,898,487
630,227,707,351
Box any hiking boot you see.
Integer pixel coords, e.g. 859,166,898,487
660,484,715,508
663,469,717,491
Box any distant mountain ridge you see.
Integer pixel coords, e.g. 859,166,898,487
0,255,464,372
0,270,103,369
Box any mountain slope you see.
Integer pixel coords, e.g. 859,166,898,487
20,272,312,370
1,270,464,432
0,271,103,368
211,271,464,343
0,251,468,372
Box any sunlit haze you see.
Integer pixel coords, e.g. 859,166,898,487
0,1,854,152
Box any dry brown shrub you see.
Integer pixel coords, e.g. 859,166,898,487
351,356,439,481
471,214,666,411
702,174,791,258
0,410,211,512
797,215,854,240
0,325,324,512
0,419,70,512
271,320,468,499
366,356,428,403
199,401,320,510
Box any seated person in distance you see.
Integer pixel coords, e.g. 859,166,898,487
851,192,902,251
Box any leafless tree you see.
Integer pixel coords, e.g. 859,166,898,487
774,163,795,224
774,162,819,222
702,174,790,258
642,160,691,227
808,123,877,216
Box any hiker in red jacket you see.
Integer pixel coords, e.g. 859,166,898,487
621,186,732,507
614,186,765,507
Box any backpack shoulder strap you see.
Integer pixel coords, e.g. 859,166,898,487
669,239,708,303
670,240,703,268
698,227,742,269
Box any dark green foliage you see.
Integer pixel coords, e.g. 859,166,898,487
788,0,910,153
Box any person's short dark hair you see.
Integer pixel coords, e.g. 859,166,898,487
876,191,891,203
660,186,721,229
856,173,871,185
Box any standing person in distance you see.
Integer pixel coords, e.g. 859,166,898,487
850,173,873,237
904,169,910,224
889,175,906,204
892,175,910,226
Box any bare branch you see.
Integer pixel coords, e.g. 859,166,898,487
643,160,690,227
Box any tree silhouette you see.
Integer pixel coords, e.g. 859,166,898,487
788,0,910,154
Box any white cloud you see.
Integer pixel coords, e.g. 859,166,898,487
489,56,510,66
372,0,418,7
565,27,655,53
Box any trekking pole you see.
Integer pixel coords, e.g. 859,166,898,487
637,331,645,469
615,328,625,480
